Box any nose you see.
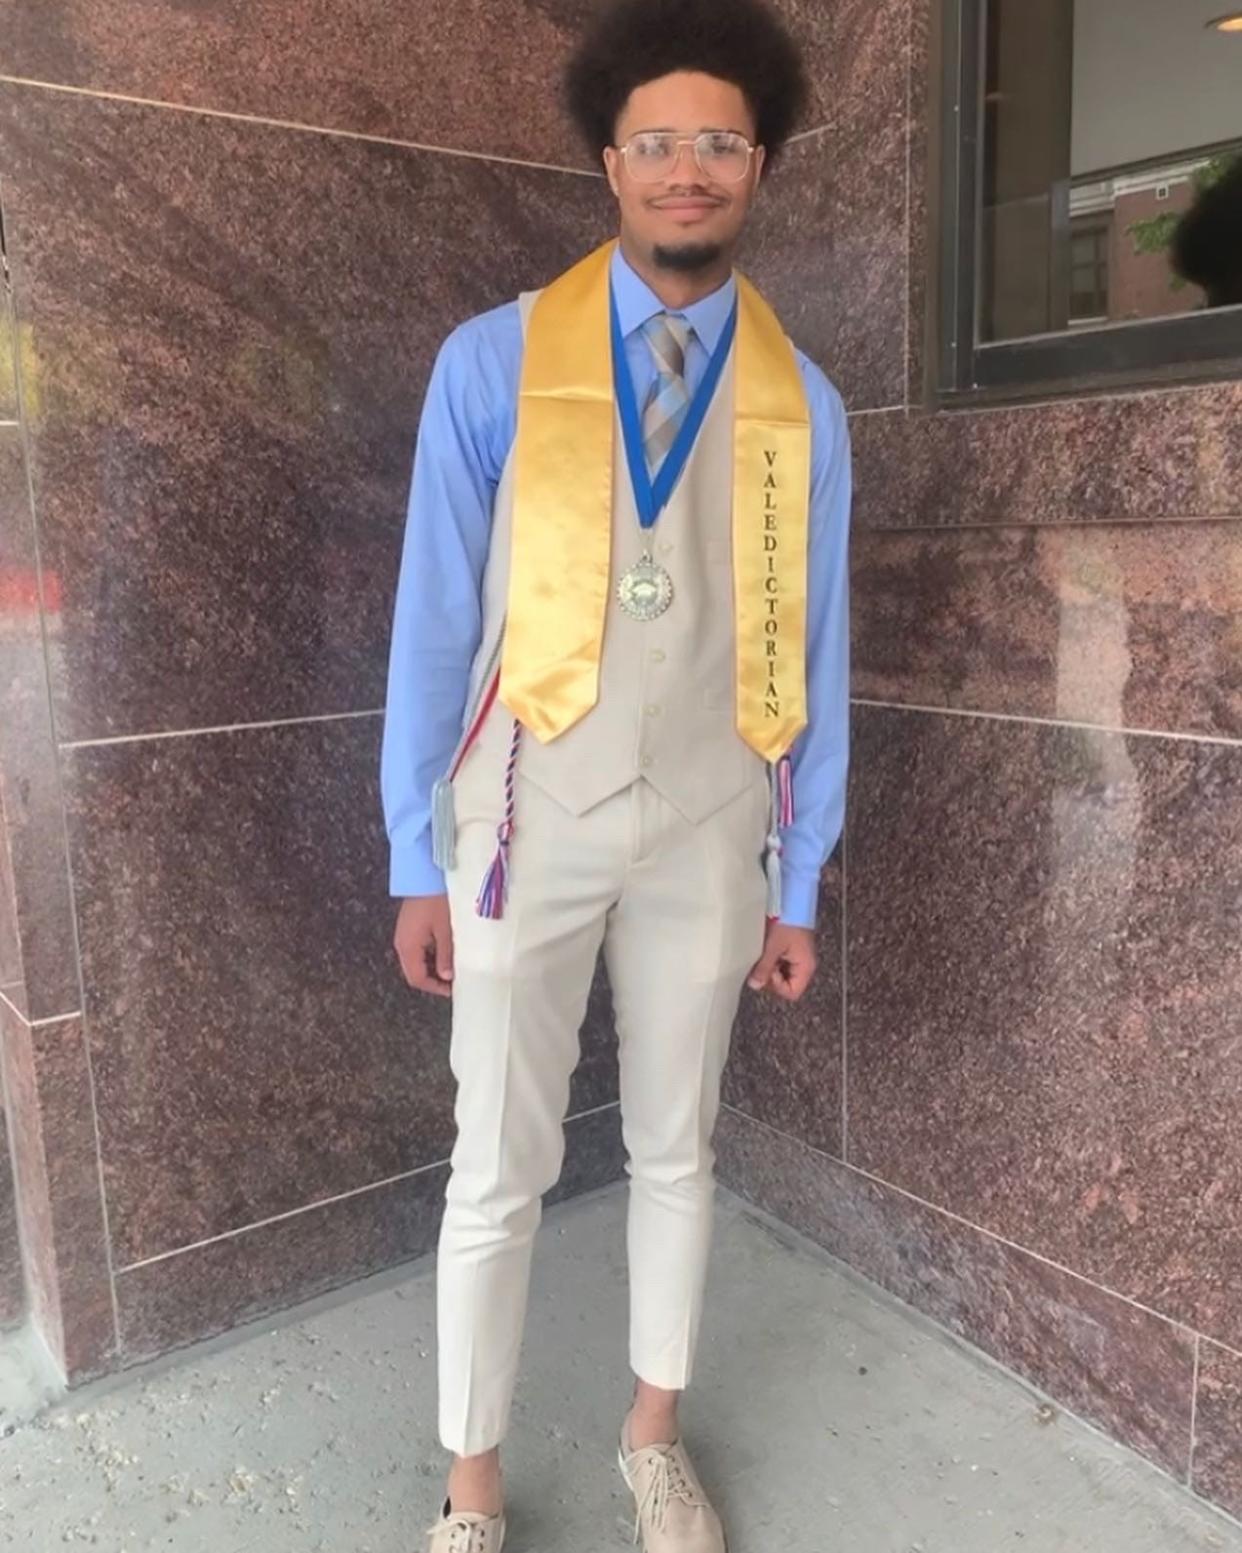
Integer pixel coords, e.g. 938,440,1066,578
667,141,697,177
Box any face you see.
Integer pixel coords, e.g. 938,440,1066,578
603,71,766,271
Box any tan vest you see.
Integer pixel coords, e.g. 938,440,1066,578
456,291,766,823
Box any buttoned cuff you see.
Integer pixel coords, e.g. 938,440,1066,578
779,869,820,930
389,839,446,899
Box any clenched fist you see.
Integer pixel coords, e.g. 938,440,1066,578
747,921,817,1002
394,895,455,999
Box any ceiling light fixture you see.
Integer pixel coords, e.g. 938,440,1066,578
1207,11,1242,30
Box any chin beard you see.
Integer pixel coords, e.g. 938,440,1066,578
651,241,726,274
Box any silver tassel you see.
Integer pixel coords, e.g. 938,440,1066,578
764,832,783,920
764,765,783,918
431,777,457,872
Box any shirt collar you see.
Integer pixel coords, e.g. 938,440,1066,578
610,244,737,354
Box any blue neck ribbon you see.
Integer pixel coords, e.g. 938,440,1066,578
610,283,739,533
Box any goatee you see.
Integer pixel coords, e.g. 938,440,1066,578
652,241,726,274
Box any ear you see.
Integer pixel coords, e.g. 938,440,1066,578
602,145,622,198
753,144,768,184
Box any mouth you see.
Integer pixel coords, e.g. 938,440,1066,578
650,196,726,222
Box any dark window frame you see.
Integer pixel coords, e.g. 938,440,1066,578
938,0,1242,402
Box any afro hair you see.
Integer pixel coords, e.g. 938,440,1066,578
564,0,809,168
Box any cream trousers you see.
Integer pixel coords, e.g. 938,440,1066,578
437,755,769,1457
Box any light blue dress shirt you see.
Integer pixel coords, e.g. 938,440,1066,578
382,247,851,929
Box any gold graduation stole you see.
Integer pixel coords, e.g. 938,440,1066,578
500,239,810,764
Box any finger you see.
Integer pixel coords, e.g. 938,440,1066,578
396,936,451,998
747,950,781,991
393,925,416,982
771,966,803,1001
434,925,455,985
395,940,419,987
397,947,425,989
409,960,452,999
419,937,454,999
778,953,817,1002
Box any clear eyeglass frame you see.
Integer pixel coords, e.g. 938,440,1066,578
618,131,756,185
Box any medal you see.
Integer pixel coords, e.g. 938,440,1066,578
617,554,674,621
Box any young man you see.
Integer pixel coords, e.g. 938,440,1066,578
382,2,850,1547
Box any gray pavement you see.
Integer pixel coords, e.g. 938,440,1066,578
1,1186,1238,1552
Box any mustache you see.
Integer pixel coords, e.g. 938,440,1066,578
649,187,727,206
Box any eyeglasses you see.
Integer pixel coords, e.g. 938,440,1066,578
618,130,756,185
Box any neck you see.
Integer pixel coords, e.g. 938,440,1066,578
618,233,734,308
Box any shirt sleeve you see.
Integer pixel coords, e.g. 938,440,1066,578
779,359,852,929
380,304,521,897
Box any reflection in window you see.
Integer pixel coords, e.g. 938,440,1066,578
1069,217,1110,322
980,0,1242,344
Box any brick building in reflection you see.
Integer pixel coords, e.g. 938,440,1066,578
1068,153,1218,326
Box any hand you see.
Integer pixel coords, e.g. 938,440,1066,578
394,895,454,999
747,922,817,1002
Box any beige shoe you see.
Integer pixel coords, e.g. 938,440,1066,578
619,1433,727,1552
425,1498,506,1553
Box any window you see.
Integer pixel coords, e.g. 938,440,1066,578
940,0,1242,397
1069,218,1110,322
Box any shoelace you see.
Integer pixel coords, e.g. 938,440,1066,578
426,1512,489,1553
631,1448,707,1542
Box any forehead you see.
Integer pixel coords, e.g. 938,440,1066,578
616,71,755,135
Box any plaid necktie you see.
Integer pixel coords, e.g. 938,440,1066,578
640,313,693,478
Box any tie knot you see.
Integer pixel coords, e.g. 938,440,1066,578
642,313,692,382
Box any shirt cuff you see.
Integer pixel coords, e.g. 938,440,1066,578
389,838,447,899
779,868,820,930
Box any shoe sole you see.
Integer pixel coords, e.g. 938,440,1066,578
616,1449,729,1553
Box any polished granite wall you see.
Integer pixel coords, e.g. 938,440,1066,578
719,0,1242,1524
0,332,31,1331
0,817,22,1325
1,0,1239,1523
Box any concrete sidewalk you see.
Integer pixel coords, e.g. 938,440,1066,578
1,1186,1238,1552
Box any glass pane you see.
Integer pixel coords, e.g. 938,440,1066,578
979,0,1242,344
